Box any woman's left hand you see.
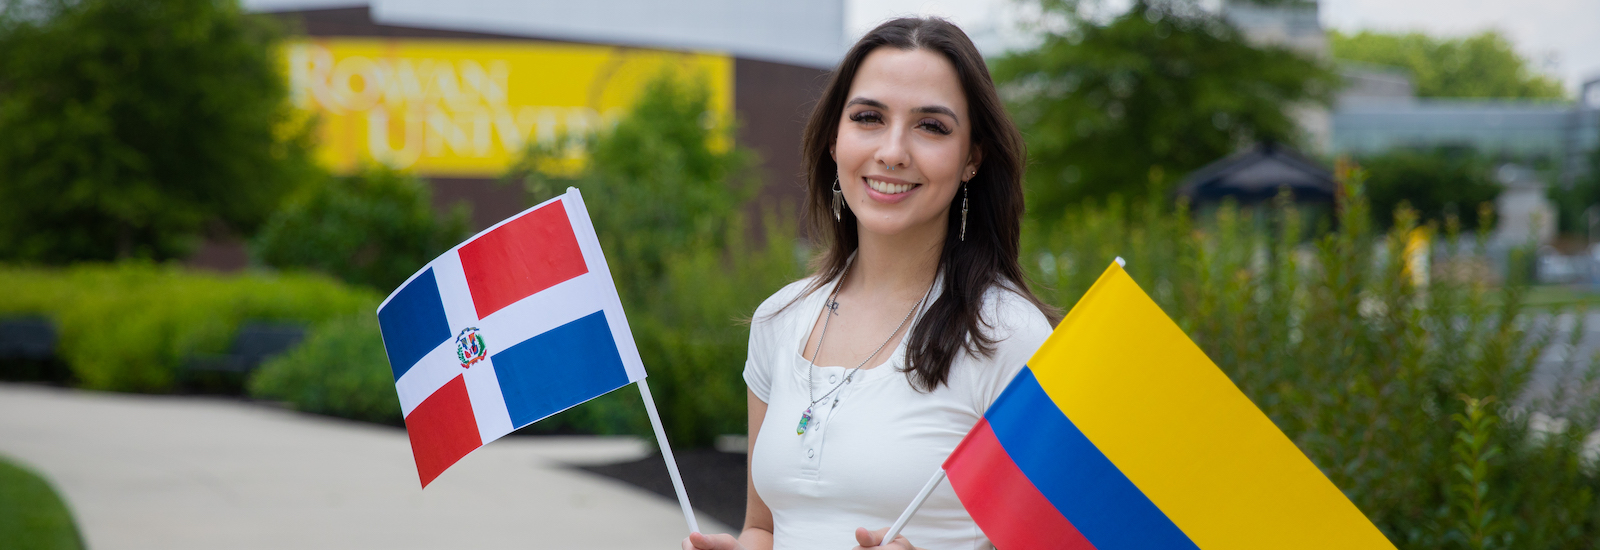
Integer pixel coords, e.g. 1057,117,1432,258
851,527,917,550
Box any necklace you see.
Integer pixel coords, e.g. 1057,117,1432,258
797,272,935,435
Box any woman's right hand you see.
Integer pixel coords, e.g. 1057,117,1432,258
681,532,746,550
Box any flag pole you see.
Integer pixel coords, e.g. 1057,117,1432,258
882,468,946,545
637,378,701,534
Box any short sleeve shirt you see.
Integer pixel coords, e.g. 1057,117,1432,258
744,275,1053,550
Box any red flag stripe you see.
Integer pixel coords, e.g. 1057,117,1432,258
945,419,1096,550
403,375,482,488
458,200,589,320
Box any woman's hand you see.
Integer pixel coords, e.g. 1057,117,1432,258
851,527,917,550
681,532,745,550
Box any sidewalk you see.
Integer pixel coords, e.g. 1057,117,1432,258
0,383,728,550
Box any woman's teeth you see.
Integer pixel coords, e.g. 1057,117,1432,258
867,178,915,195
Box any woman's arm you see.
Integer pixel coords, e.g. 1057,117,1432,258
737,389,775,549
683,389,775,550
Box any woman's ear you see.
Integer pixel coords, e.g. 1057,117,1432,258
965,146,983,181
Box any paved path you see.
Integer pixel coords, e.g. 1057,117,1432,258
0,383,729,550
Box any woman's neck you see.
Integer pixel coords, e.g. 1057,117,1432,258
844,222,945,299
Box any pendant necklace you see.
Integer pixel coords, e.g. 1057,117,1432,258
797,271,934,435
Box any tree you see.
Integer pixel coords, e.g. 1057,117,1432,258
506,70,758,300
503,71,799,447
252,166,471,291
1330,30,1567,99
995,0,1336,218
0,0,316,263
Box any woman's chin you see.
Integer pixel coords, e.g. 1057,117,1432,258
853,215,947,242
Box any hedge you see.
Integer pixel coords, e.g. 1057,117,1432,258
0,263,378,392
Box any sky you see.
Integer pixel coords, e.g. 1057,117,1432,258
847,0,1600,97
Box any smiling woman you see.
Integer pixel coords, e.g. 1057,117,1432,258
683,17,1057,550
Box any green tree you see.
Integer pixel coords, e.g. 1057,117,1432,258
0,0,316,263
1330,30,1568,99
504,71,802,447
507,71,758,299
995,0,1335,218
253,166,470,291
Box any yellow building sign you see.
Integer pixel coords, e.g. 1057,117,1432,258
286,39,734,177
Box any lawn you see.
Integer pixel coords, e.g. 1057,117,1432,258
1519,284,1600,310
0,455,84,550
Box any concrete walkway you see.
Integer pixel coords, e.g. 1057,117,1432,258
0,383,728,550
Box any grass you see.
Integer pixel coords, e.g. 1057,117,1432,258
1517,284,1600,310
0,455,84,550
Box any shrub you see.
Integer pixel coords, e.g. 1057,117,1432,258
253,165,471,291
248,315,400,424
1358,147,1499,230
0,263,378,392
1024,164,1600,547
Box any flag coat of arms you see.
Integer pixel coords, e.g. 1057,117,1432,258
377,188,645,487
941,261,1395,550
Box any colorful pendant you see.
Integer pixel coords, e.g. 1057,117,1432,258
797,407,813,435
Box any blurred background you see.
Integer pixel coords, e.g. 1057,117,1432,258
2,0,1599,548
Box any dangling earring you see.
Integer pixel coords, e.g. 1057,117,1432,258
959,181,969,242
832,177,844,222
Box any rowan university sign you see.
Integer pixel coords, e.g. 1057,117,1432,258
285,39,734,177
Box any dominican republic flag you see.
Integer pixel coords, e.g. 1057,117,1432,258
376,188,646,487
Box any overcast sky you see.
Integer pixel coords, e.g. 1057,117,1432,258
847,0,1600,97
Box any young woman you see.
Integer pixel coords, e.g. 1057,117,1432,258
684,17,1057,550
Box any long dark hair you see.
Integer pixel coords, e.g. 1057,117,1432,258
793,17,1058,391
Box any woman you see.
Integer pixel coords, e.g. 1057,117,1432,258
685,17,1056,550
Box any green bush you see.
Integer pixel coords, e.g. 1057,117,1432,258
1024,166,1600,547
253,165,472,291
1548,148,1600,235
0,263,378,392
248,315,400,424
1359,147,1499,230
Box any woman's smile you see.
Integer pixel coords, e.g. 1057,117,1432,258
863,175,920,203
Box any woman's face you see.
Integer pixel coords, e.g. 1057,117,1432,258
833,47,979,240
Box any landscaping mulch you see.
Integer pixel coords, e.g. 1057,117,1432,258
577,449,748,529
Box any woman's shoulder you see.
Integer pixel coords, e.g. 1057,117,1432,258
979,282,1055,341
752,276,824,325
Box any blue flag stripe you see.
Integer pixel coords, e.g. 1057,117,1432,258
492,310,631,428
986,368,1201,550
377,268,453,381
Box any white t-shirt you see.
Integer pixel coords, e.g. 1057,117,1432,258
744,274,1053,550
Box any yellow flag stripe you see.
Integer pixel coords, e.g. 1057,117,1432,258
1028,263,1395,550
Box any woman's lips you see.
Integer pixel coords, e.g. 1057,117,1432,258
862,175,920,204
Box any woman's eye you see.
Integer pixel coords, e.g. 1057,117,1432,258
919,119,952,135
849,111,883,124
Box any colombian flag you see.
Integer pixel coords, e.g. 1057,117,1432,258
942,261,1395,549
377,188,646,488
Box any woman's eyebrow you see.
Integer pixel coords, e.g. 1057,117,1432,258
845,97,888,110
847,97,961,125
913,105,959,124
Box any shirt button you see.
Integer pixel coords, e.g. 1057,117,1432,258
807,449,815,458
829,375,838,384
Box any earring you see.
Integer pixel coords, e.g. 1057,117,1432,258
832,177,844,222
959,182,969,242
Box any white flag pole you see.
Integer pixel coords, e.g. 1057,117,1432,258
881,468,946,545
637,378,701,534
